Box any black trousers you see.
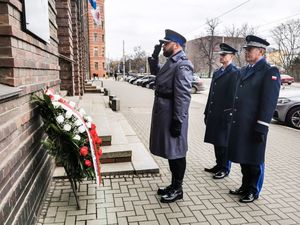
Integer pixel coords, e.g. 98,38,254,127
168,157,186,188
214,146,231,171
240,164,265,195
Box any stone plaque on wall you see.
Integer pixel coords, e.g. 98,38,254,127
23,0,50,43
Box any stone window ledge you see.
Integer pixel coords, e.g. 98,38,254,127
0,84,22,102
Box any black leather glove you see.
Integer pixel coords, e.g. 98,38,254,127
254,131,265,143
151,42,162,59
170,120,182,137
204,116,207,125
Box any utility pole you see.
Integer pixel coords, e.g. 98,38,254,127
123,40,125,78
129,59,131,72
146,57,149,74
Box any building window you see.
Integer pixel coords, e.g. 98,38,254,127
103,62,105,69
94,47,98,57
94,33,98,42
102,34,105,42
102,47,105,56
95,62,99,70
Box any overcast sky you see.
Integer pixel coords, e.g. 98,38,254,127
105,0,300,59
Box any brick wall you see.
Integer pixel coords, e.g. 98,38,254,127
78,0,90,94
71,0,80,95
56,0,89,96
0,0,60,225
56,0,75,96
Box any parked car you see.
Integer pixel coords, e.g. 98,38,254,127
128,75,141,84
191,75,205,94
135,75,154,86
133,77,145,85
280,74,294,85
124,73,136,82
146,80,156,90
273,90,300,129
141,75,155,87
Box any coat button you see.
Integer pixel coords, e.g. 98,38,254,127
229,113,233,116
233,121,236,123
235,96,239,99
214,82,217,85
210,101,213,104
209,110,212,113
234,109,237,112
240,85,243,87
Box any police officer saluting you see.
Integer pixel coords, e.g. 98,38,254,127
228,35,281,203
204,43,239,179
148,29,193,203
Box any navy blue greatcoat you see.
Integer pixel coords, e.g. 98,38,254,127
228,58,281,164
149,50,194,159
204,64,239,147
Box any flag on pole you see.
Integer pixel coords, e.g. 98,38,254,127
91,6,101,26
89,0,97,9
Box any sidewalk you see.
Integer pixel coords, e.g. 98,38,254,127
37,80,300,225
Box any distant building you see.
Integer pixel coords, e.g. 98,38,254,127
186,36,246,76
266,48,283,69
88,0,106,77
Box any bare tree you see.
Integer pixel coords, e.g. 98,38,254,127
198,18,220,77
272,19,300,75
130,46,147,73
108,59,120,74
291,56,300,81
224,23,256,38
224,23,256,67
239,23,256,37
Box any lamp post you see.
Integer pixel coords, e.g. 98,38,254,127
123,40,125,78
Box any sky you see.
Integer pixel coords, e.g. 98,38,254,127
105,0,300,59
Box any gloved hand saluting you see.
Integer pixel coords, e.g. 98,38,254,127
152,41,163,59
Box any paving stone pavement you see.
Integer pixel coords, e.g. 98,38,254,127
38,80,300,225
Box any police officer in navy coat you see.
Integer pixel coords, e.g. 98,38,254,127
228,35,281,203
204,43,239,179
148,29,193,203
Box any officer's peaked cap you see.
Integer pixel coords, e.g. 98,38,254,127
160,29,187,47
243,35,270,49
219,43,238,54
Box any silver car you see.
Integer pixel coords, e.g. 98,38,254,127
273,90,300,129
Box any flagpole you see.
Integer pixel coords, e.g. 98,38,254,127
123,40,125,78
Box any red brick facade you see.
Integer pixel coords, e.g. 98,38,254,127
0,1,89,224
56,0,90,96
88,0,106,77
0,1,59,224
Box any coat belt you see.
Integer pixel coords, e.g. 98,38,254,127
155,91,173,99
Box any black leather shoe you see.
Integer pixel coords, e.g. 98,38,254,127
229,188,247,196
204,165,220,173
213,170,229,179
160,189,183,203
239,192,258,203
157,185,173,195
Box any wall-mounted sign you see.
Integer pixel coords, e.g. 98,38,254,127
23,0,50,43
